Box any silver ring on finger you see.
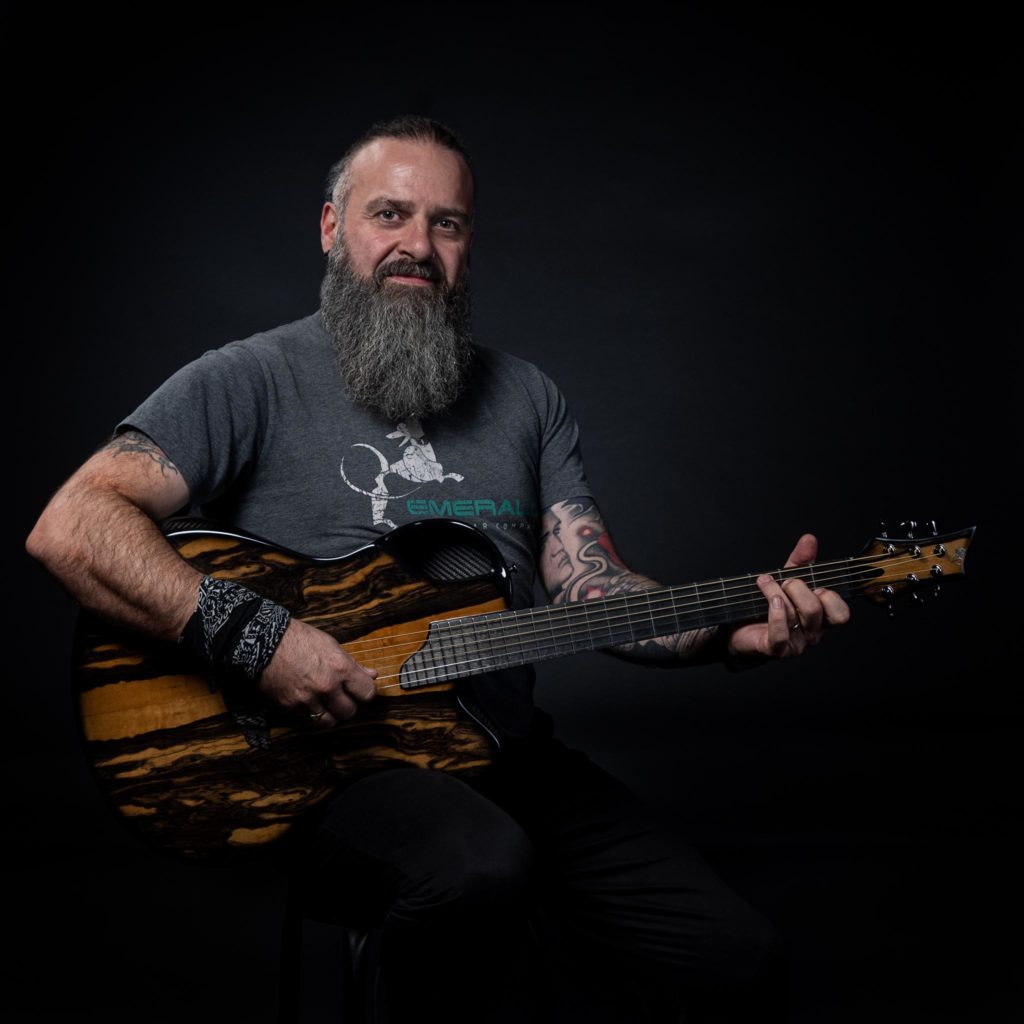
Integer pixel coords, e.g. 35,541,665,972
790,622,801,632
309,710,327,721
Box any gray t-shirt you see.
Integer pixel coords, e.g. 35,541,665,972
115,309,593,611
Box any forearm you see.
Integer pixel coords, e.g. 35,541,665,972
540,497,723,666
569,569,722,664
26,469,199,642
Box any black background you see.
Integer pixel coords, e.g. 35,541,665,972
11,9,1019,1022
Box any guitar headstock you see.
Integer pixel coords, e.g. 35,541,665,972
855,521,975,613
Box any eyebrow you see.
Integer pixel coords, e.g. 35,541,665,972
363,196,472,222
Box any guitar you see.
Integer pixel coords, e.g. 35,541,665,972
74,517,974,862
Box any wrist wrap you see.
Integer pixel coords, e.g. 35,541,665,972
179,576,290,681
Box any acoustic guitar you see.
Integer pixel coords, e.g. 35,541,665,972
73,517,974,862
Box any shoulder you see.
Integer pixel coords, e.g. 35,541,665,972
471,344,566,408
213,310,331,373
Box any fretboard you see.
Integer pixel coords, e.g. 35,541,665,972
398,555,882,688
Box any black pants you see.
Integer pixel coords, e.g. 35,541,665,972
283,730,784,1022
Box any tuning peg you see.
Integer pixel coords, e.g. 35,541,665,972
927,520,938,536
900,520,918,538
879,521,889,539
882,584,896,618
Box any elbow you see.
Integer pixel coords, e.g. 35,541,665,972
26,481,91,574
26,504,68,571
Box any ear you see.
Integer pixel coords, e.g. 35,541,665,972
320,202,340,254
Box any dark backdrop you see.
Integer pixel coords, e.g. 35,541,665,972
11,10,1019,1022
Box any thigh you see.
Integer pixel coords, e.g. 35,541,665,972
283,767,534,931
473,738,781,992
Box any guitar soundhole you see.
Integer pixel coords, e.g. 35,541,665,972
419,543,494,582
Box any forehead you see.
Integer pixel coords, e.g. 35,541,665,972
345,138,474,213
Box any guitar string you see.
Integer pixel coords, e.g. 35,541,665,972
332,550,897,652
358,554,940,689
344,554,943,682
334,548,948,656
336,550,942,669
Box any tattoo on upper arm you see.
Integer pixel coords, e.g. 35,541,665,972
540,497,632,604
540,496,714,660
105,430,181,477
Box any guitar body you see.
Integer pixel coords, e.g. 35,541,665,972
73,514,974,863
73,519,510,862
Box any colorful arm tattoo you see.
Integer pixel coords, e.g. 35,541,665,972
538,497,718,663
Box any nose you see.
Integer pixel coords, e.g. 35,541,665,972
397,217,434,263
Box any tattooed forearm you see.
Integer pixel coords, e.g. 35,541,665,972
539,497,720,664
106,429,181,477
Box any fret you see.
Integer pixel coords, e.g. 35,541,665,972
668,585,681,638
638,593,655,638
511,608,530,669
411,550,883,681
545,603,576,660
591,598,617,650
648,587,680,639
462,616,485,676
670,582,697,633
494,610,515,671
447,622,470,679
431,628,451,684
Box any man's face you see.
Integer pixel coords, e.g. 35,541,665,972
322,138,474,291
318,137,476,423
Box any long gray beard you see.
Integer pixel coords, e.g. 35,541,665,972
319,244,474,421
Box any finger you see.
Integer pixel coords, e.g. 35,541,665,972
304,707,336,730
784,533,818,569
322,687,359,721
342,663,378,703
815,588,851,627
758,575,797,657
781,578,823,643
335,649,378,702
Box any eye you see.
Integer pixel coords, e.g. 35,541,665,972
436,217,460,232
376,208,401,223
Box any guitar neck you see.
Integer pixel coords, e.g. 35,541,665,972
402,555,876,687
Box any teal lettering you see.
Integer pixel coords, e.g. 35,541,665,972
406,499,428,515
427,500,452,516
474,499,497,516
453,500,474,516
497,499,515,516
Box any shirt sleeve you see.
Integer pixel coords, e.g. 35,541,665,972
113,342,269,506
536,369,594,511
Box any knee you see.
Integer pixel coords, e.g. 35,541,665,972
392,810,535,926
693,903,786,995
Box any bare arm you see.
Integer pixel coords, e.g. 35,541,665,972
26,430,376,723
26,429,199,639
537,497,851,665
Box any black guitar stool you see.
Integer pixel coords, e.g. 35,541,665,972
278,879,387,1023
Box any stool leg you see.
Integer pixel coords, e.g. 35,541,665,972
343,924,386,1023
278,894,305,1024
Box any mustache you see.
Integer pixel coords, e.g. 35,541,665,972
374,258,443,285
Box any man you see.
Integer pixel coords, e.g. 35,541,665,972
27,116,849,1021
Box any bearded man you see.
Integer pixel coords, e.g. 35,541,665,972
27,116,849,1022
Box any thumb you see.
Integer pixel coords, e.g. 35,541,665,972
784,533,818,568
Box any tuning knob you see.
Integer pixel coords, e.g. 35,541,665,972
900,520,918,538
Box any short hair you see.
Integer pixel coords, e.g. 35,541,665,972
324,115,474,216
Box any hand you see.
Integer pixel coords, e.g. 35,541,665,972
256,617,378,727
726,534,850,660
